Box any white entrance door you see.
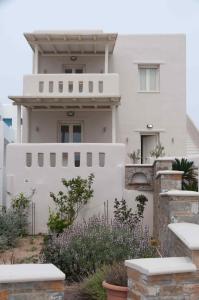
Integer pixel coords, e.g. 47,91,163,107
141,134,158,163
60,123,82,143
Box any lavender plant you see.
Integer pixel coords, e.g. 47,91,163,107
42,216,156,282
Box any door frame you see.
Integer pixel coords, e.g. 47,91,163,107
140,132,160,164
57,120,84,143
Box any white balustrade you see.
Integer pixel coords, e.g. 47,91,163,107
23,73,120,97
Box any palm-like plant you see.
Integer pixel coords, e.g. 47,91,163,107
172,158,198,191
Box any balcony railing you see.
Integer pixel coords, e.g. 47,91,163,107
23,73,120,97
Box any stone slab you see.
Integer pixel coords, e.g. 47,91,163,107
125,257,196,275
168,223,199,250
0,264,65,283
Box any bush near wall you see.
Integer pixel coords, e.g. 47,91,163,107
42,216,156,282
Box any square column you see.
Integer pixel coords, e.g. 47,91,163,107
17,104,21,143
33,44,39,74
112,105,116,143
105,44,109,73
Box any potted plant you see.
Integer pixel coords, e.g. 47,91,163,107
128,149,141,164
102,263,128,300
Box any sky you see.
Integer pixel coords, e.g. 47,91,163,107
0,0,199,127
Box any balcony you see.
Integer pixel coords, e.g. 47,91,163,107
23,73,120,98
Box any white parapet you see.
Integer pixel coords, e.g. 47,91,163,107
0,264,65,283
23,73,120,97
6,143,125,233
125,257,196,275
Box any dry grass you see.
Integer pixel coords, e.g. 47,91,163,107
0,235,44,264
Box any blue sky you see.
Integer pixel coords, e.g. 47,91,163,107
0,0,199,127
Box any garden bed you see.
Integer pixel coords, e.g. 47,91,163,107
0,235,44,264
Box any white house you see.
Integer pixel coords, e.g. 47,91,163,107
6,31,187,233
0,104,15,206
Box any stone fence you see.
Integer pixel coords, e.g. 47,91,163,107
126,222,199,299
0,264,65,300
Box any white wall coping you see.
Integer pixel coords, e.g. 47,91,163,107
156,170,184,178
168,223,199,250
125,257,196,275
125,164,153,167
160,190,199,197
0,264,65,283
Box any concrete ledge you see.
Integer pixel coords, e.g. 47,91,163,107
125,257,196,275
160,190,199,197
168,223,199,250
0,264,65,283
156,170,184,179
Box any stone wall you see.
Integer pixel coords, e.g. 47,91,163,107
125,164,154,191
127,264,199,300
0,281,65,300
0,264,65,300
125,223,199,300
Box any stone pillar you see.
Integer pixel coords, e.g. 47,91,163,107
153,170,183,239
158,190,199,252
0,264,65,299
125,257,197,300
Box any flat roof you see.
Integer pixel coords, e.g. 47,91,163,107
24,31,118,55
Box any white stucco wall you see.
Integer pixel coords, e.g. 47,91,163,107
23,110,112,143
38,55,105,74
109,34,186,160
6,143,125,233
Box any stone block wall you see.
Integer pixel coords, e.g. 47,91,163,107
0,264,65,300
0,281,64,300
126,223,199,300
157,192,199,251
125,164,154,191
127,268,199,300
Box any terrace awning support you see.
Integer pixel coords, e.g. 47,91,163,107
17,104,22,143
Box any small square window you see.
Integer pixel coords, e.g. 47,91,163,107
138,65,160,92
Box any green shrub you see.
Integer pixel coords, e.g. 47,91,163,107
48,174,94,234
114,195,148,229
80,266,108,300
172,158,198,191
0,209,26,251
0,192,31,251
42,216,156,282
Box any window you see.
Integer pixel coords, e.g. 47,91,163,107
138,65,160,92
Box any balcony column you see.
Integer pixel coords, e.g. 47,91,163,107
26,107,31,143
105,44,109,73
17,104,21,143
112,105,116,143
33,44,39,74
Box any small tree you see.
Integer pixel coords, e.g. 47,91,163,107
114,194,148,229
48,174,94,234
